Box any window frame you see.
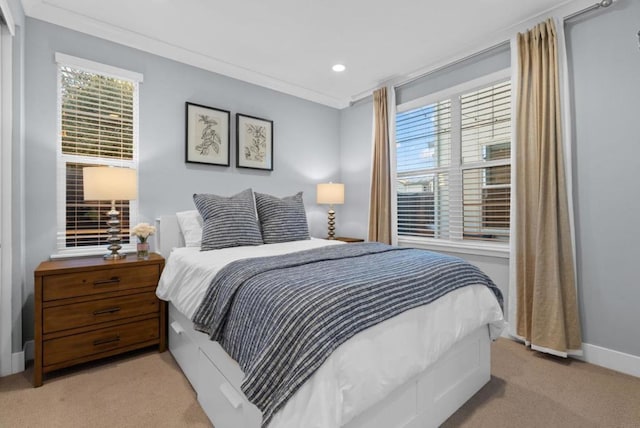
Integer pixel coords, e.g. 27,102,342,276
53,53,142,259
394,68,511,258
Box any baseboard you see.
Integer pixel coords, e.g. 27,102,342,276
579,343,640,378
24,340,34,362
501,335,639,379
499,321,510,339
11,350,25,373
6,340,33,375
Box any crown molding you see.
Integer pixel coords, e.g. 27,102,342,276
21,0,349,109
349,0,598,105
0,0,16,34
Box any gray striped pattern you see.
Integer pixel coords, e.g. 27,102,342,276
255,192,310,243
192,243,503,427
193,189,263,251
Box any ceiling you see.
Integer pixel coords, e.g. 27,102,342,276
22,0,571,108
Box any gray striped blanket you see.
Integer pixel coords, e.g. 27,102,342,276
192,242,503,427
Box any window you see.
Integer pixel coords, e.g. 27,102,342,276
56,54,142,254
396,76,511,244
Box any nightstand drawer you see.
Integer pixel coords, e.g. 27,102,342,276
43,318,159,367
43,265,159,301
34,254,166,386
43,292,159,334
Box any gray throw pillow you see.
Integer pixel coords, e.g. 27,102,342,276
255,191,310,244
193,189,263,251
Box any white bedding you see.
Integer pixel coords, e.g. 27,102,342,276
156,240,505,428
156,238,345,318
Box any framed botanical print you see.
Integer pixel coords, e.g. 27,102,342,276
185,102,230,166
236,113,273,171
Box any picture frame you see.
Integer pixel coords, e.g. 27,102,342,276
185,102,230,166
236,113,274,171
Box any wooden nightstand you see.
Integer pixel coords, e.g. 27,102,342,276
33,253,166,387
334,237,365,243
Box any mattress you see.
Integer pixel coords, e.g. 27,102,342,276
156,240,505,427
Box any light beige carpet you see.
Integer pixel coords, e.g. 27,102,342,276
1,339,639,427
0,349,212,428
444,338,640,427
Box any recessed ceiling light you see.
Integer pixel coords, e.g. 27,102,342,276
332,64,346,72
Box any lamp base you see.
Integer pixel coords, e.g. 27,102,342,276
327,208,336,240
104,253,127,261
103,204,126,260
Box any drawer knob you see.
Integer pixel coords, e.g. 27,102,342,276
93,335,121,346
93,307,121,316
93,277,120,287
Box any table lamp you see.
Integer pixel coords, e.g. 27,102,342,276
83,166,137,260
317,182,344,240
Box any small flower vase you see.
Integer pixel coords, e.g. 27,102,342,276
136,241,149,260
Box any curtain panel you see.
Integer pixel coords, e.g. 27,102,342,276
368,87,392,244
513,18,582,357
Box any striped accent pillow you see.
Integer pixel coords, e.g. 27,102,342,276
193,189,263,251
255,191,310,243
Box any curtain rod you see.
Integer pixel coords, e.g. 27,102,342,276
349,40,509,106
397,41,510,91
564,0,614,22
349,0,617,107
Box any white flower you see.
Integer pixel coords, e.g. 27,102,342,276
131,222,156,241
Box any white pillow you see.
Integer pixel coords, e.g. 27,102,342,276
176,210,203,247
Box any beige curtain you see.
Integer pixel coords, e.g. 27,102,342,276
368,87,391,244
515,19,582,356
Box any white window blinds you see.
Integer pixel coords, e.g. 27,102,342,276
396,79,511,243
56,57,140,251
60,66,135,159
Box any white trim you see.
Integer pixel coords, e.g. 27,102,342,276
50,243,136,260
53,56,140,258
504,336,640,379
0,0,15,35
507,37,519,339
499,322,511,339
11,350,24,373
387,86,398,246
0,23,12,377
23,339,33,362
24,1,344,108
55,52,143,83
398,236,509,259
580,343,640,379
23,0,601,110
395,70,512,250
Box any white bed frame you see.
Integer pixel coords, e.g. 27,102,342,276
156,215,492,428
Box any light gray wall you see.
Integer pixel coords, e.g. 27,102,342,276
339,99,373,240
23,18,341,342
566,1,640,357
339,6,640,359
396,43,510,105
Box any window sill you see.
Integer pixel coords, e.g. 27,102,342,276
50,244,136,260
397,236,510,259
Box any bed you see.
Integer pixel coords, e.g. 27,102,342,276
155,213,504,428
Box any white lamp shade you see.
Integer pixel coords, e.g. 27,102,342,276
83,167,138,201
317,183,344,205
